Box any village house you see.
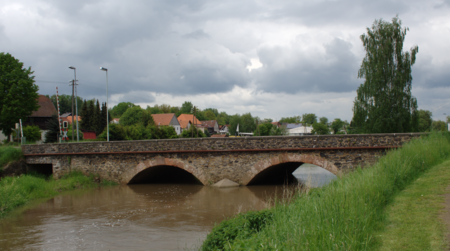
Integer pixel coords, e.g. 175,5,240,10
152,113,181,135
219,125,229,134
22,95,57,142
177,114,201,133
201,120,219,134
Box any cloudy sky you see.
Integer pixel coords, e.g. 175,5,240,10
1,0,449,122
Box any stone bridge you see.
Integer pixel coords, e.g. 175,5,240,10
22,133,421,186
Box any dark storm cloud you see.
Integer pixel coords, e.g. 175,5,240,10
253,38,360,93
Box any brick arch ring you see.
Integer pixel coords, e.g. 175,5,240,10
241,153,339,186
122,156,208,185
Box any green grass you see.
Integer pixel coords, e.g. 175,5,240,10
0,171,117,218
0,146,24,171
201,133,450,250
376,159,450,250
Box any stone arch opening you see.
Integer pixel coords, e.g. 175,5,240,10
27,164,53,177
128,165,203,185
243,153,339,186
247,162,301,185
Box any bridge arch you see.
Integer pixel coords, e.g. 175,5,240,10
123,157,207,185
242,153,339,185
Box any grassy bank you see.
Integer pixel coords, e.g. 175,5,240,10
0,171,116,218
0,146,24,172
202,133,450,250
376,159,450,250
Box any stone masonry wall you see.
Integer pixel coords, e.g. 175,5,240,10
22,134,422,185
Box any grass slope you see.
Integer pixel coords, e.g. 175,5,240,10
202,133,450,251
376,159,450,250
0,171,116,218
0,146,23,171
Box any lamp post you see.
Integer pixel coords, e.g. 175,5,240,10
68,66,79,142
100,67,109,142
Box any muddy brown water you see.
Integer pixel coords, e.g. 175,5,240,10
0,184,283,250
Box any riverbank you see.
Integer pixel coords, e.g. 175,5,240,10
0,171,117,218
375,159,450,250
0,145,23,173
201,133,450,250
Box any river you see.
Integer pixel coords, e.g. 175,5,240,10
0,164,336,250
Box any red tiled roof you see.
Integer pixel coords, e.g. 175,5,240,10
30,95,57,117
178,114,202,125
61,116,81,124
211,134,227,138
179,120,191,129
201,120,217,128
152,113,175,126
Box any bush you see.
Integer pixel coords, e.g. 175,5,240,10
22,125,41,142
180,126,206,138
202,210,273,251
0,146,23,168
98,124,126,141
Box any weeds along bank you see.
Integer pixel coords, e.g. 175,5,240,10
202,133,450,250
0,171,117,218
0,145,117,218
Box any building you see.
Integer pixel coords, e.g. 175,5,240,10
152,113,181,135
219,125,229,134
21,95,58,142
112,118,120,124
201,120,219,134
177,114,201,133
61,115,81,125
288,126,313,136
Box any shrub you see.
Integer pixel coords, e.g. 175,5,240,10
98,124,126,141
0,146,23,168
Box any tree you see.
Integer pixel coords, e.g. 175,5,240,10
254,123,273,136
48,94,83,114
94,100,102,135
204,110,216,120
432,120,447,132
279,116,301,124
311,123,330,135
120,106,144,126
22,125,41,142
319,117,328,125
44,115,60,143
330,118,345,134
110,102,135,118
180,126,206,138
418,110,432,132
0,53,40,138
180,101,193,114
302,113,317,125
351,16,419,133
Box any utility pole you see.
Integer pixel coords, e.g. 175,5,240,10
71,79,75,141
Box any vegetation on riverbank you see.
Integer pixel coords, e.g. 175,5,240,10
201,133,450,250
376,159,450,250
0,145,24,173
0,171,117,218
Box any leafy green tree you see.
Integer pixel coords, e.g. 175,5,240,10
159,126,178,139
351,16,419,133
79,100,90,130
124,124,145,140
120,106,144,126
254,123,273,136
241,113,256,133
180,101,193,114
0,53,40,138
217,112,230,125
330,118,345,134
110,102,135,118
98,124,126,141
22,125,41,142
170,106,181,116
146,104,162,114
311,123,330,135
196,110,207,121
279,116,301,123
180,126,205,138
319,117,328,125
204,110,217,120
48,94,83,114
432,120,447,132
302,113,317,125
418,110,432,132
204,108,219,117
94,100,102,135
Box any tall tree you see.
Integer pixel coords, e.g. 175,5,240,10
79,99,90,130
93,100,101,134
0,53,40,138
302,113,317,125
418,110,432,132
319,117,328,125
330,118,345,134
351,16,419,133
180,101,193,114
110,102,135,118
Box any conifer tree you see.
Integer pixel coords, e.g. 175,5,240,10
87,100,95,131
93,100,101,135
79,99,89,130
351,16,419,133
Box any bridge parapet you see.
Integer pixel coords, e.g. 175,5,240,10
22,133,422,155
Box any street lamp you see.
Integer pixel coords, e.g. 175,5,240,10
68,66,79,142
100,67,109,142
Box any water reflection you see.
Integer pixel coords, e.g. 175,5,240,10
0,184,282,251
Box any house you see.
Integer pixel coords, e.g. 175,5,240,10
282,123,303,129
219,125,229,134
61,115,81,125
112,118,120,124
177,114,201,133
201,120,219,134
288,126,313,136
271,122,281,128
22,95,58,142
151,113,181,135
